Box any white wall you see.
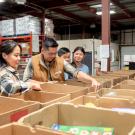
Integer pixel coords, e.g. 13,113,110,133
121,46,135,68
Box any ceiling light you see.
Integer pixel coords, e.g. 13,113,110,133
96,10,116,15
14,0,26,4
0,0,5,2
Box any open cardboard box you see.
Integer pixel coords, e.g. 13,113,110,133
90,88,135,99
67,95,135,109
58,79,106,93
112,80,135,90
99,72,128,81
111,70,135,79
0,123,70,135
93,75,121,86
11,90,70,107
40,83,88,99
0,96,40,126
19,103,135,135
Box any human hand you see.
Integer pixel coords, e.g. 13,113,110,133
91,79,100,91
31,83,42,91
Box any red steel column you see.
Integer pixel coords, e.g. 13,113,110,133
101,0,110,71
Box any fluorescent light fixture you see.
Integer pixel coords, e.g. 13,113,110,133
0,0,5,2
96,10,116,15
15,0,26,4
91,3,113,8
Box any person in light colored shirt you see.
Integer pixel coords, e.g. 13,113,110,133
72,46,89,74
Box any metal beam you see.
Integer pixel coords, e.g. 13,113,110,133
111,0,132,17
111,13,135,21
31,0,100,10
77,3,97,14
51,8,89,24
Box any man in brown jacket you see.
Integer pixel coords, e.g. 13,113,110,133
23,37,100,89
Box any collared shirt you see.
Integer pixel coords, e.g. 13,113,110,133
23,56,79,82
0,65,28,96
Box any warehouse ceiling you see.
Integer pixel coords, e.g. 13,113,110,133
0,0,135,32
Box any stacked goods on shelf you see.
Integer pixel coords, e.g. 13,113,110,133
0,123,70,135
19,103,135,135
15,15,41,35
0,19,14,36
45,18,54,37
20,42,31,56
0,96,40,126
40,83,88,99
11,90,70,107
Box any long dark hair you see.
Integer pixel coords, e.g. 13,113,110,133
0,40,22,65
72,46,85,68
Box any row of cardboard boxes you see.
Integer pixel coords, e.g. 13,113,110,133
1,101,135,135
0,70,135,134
1,95,135,135
1,80,135,134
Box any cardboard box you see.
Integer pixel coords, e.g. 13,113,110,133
62,79,111,89
91,88,135,99
93,76,121,86
113,80,135,90
112,70,135,79
0,123,70,135
67,95,135,109
40,83,88,99
11,90,70,107
93,77,112,88
0,96,40,126
99,72,128,81
19,103,135,135
58,80,100,92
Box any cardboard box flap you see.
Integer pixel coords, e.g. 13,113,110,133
0,96,40,126
0,96,38,114
40,83,88,99
94,88,135,97
0,123,71,135
40,83,88,93
12,90,70,104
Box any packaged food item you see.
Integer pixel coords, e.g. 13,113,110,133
52,124,114,135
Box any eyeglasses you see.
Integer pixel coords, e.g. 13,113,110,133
43,50,57,56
